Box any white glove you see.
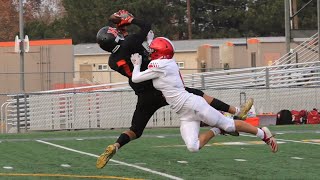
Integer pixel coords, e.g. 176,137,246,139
131,53,142,66
147,30,154,45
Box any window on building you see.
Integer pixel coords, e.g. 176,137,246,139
97,64,108,71
176,62,185,68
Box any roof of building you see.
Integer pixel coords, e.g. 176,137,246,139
0,39,73,47
74,36,301,56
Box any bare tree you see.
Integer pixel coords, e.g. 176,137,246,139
0,0,19,41
24,0,65,24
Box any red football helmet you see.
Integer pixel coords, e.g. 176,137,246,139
149,37,175,60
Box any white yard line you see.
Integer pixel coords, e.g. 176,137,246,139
36,140,183,180
276,138,320,145
240,134,320,145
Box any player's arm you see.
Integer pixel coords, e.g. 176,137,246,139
114,10,151,44
131,18,151,41
132,66,160,83
131,53,161,83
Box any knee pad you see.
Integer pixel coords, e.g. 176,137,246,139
185,140,200,152
187,146,199,153
223,122,236,133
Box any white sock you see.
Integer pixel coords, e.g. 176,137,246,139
234,107,240,116
210,127,221,136
256,128,265,139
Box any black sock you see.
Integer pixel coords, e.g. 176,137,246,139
116,133,131,148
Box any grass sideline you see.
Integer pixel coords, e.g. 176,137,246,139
0,124,319,180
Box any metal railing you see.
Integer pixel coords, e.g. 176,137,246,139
183,61,320,89
2,62,319,133
2,33,319,133
1,95,29,133
2,86,320,133
271,33,318,67
260,33,319,87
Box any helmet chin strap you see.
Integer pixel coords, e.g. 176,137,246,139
112,45,120,53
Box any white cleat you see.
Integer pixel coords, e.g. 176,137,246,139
261,127,278,153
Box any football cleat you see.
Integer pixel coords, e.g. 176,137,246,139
96,144,117,169
261,127,278,153
238,98,254,120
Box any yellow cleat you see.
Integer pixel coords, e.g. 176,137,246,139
96,144,117,169
238,98,254,120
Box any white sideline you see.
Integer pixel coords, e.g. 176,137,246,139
240,134,320,145
36,140,183,180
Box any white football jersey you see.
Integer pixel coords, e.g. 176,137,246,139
132,58,192,112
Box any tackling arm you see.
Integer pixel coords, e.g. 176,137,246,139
132,65,160,83
131,53,161,83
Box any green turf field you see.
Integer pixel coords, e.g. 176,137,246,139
0,124,319,180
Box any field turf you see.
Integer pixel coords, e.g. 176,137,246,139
0,124,319,180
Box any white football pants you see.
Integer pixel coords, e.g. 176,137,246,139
177,94,236,152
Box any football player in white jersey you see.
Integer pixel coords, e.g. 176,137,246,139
96,10,254,169
131,37,278,153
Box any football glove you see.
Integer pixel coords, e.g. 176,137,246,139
147,30,154,45
114,10,134,27
117,25,128,37
131,53,142,66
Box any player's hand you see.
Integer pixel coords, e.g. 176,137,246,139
115,10,134,27
147,30,154,45
117,25,128,37
131,53,142,66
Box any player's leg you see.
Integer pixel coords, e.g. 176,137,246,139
96,92,167,169
233,120,278,153
203,94,253,119
195,96,278,153
180,119,220,151
179,97,221,152
180,120,201,152
185,87,253,119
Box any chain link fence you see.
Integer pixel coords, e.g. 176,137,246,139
1,87,319,133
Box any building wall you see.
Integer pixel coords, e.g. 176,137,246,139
210,47,221,70
74,54,127,84
0,46,20,93
0,40,73,93
196,40,301,71
196,45,221,71
174,51,198,75
74,51,199,83
258,42,286,66
219,43,249,69
0,39,74,105
247,39,287,67
233,45,249,68
26,45,74,90
219,44,234,69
